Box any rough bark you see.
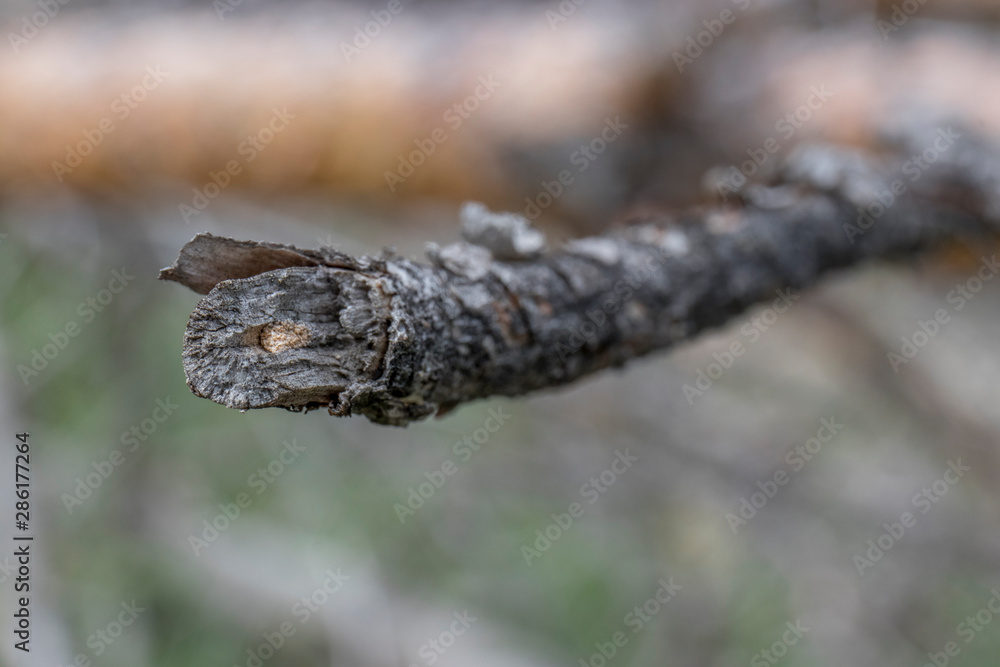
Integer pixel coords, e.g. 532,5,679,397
161,124,1000,425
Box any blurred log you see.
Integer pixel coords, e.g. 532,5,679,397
14,5,1000,230
0,4,689,218
161,124,1000,425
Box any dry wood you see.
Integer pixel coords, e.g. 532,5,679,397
161,124,1000,425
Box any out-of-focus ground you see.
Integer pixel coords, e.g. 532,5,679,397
4,1,1000,666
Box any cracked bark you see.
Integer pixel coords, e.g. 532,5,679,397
160,124,1000,425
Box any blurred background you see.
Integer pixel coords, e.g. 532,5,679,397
4,0,1000,665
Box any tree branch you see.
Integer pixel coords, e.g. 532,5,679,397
160,124,1000,425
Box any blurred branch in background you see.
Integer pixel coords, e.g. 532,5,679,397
5,0,1000,234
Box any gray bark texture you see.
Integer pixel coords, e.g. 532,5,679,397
161,123,1000,425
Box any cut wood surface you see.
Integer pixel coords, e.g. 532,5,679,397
161,124,1000,425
